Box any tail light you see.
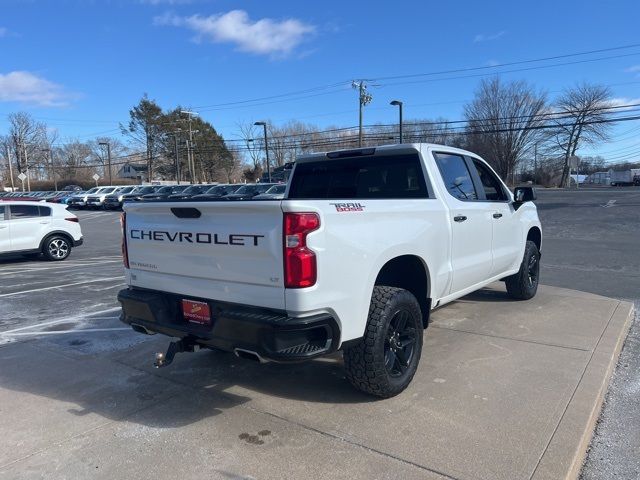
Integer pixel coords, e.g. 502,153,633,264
283,212,320,288
64,217,79,223
120,212,130,269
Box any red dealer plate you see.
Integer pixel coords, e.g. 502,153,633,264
181,299,212,325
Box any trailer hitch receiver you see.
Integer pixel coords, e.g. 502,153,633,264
154,339,199,368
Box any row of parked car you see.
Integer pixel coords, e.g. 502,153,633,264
0,183,287,210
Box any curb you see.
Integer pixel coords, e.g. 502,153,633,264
531,301,635,479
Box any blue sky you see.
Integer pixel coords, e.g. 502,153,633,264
1,0,640,159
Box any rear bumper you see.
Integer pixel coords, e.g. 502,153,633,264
73,237,84,247
117,287,340,362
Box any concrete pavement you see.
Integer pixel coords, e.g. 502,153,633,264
0,283,632,480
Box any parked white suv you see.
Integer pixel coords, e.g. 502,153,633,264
118,144,541,397
0,202,83,261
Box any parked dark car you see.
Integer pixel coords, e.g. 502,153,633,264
103,186,138,210
141,185,189,200
121,186,162,203
224,183,277,201
190,184,242,200
167,184,214,200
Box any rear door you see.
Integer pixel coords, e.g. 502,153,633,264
8,204,51,251
124,201,286,309
433,152,493,294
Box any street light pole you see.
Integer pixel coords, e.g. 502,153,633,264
98,142,112,185
390,100,403,143
254,121,271,182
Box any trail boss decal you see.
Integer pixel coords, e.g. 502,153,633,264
330,202,365,212
129,229,264,246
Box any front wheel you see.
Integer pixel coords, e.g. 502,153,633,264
505,240,540,300
43,235,72,261
343,286,423,398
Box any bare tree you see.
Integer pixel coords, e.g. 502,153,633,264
463,77,547,181
6,112,47,189
549,83,613,187
237,121,263,169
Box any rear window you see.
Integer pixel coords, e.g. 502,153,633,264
288,154,429,199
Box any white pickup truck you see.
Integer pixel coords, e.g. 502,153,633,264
118,144,541,397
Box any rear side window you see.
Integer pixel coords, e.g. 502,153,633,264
10,205,40,219
289,154,429,199
434,153,477,201
38,206,52,217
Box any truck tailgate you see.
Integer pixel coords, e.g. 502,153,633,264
123,200,286,309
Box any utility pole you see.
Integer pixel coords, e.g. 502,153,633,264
352,80,373,147
98,142,112,185
254,122,271,182
5,146,15,191
181,111,199,183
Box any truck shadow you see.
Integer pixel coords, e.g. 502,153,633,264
0,334,375,432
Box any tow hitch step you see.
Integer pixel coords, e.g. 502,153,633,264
154,339,199,368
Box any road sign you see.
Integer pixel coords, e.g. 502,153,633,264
92,173,100,181
17,172,26,181
569,156,580,168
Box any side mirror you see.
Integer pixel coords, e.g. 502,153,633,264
513,186,537,206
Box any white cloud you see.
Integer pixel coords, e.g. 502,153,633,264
473,31,506,43
485,59,501,67
0,71,73,107
609,97,640,110
0,27,10,37
154,10,316,57
625,65,640,77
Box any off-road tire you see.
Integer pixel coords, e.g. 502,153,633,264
505,240,539,300
42,235,72,261
343,286,423,398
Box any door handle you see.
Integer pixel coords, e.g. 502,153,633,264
453,215,467,222
39,221,49,224
493,213,503,219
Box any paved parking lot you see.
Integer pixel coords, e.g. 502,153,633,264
0,190,637,479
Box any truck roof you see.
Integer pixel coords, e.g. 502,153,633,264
295,143,476,164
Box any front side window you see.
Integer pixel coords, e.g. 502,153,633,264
471,159,508,201
10,205,40,219
434,153,477,201
289,154,429,199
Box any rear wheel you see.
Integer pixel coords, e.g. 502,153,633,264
343,286,423,398
43,236,72,261
505,240,539,300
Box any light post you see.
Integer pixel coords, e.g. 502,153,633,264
254,121,271,182
98,142,112,185
390,100,403,143
41,148,58,191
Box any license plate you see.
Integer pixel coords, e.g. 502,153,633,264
181,299,212,325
